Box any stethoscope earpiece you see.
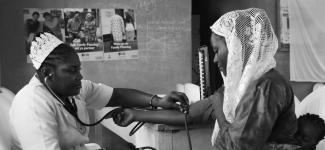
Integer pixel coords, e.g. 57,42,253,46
48,74,53,78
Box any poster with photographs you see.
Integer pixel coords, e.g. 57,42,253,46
100,9,138,60
23,8,138,62
63,8,104,61
279,0,290,50
23,8,65,62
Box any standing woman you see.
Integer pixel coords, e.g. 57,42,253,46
83,13,97,43
124,11,136,41
9,32,188,150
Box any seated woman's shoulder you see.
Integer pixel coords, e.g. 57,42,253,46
253,69,294,105
257,69,291,90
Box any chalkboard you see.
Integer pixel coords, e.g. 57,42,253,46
78,0,192,94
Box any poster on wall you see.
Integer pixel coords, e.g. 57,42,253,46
23,8,66,62
100,9,139,60
279,0,290,50
63,8,104,61
23,8,138,62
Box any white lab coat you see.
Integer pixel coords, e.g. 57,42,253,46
10,76,113,150
0,87,15,150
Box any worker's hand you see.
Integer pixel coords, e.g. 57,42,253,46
157,91,189,111
112,108,136,127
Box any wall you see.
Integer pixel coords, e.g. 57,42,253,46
0,0,191,148
0,61,2,87
0,0,191,94
1,0,313,103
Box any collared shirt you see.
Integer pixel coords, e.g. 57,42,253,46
10,76,113,150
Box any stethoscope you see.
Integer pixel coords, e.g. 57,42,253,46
127,107,192,150
44,75,192,150
44,75,110,126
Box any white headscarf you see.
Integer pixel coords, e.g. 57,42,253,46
29,32,63,70
210,8,278,145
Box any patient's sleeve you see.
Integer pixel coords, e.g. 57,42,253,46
188,87,224,124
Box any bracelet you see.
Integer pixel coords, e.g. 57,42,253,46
149,95,158,109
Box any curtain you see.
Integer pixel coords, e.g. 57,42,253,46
288,0,325,82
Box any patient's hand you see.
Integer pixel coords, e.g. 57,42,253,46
112,108,136,127
159,91,189,111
